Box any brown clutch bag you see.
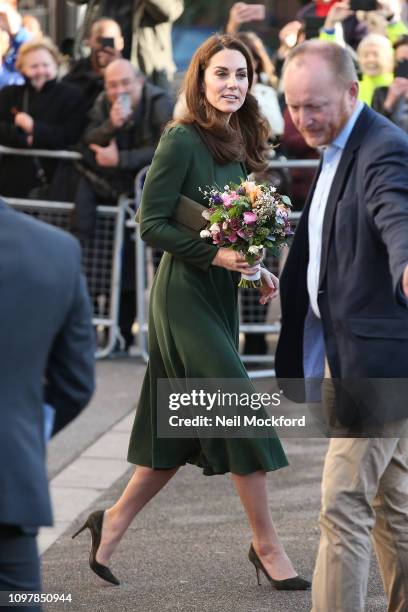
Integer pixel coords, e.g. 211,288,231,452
135,194,208,237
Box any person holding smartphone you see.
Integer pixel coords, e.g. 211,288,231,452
297,0,368,49
69,0,184,93
63,17,124,117
225,2,266,34
319,0,407,46
71,58,173,350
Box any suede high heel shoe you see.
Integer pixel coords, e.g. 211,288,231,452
248,544,310,590
72,510,120,586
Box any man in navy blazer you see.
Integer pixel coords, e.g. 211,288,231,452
277,41,408,611
0,201,95,603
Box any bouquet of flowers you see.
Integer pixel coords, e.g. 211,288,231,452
199,179,293,288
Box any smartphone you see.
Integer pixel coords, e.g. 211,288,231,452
118,92,132,115
248,4,266,21
304,16,325,39
350,0,378,11
98,36,115,49
395,59,408,79
315,0,339,17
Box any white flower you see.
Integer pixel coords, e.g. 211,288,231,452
210,223,220,232
200,229,211,238
224,185,230,191
202,210,212,220
248,245,263,254
270,186,277,193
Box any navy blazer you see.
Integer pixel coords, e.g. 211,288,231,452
0,201,95,528
276,105,408,424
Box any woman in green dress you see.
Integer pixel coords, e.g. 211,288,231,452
73,34,310,591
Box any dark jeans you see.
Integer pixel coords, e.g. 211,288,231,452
0,525,41,611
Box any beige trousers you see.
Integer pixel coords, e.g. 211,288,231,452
312,373,408,612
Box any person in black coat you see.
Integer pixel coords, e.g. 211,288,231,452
69,0,184,92
72,58,173,350
0,37,86,198
63,17,124,117
0,199,95,602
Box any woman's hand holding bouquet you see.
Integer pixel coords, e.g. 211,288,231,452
202,178,292,289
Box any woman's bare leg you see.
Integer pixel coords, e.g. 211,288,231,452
96,465,179,565
232,470,298,580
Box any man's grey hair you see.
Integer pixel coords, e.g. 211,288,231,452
284,40,358,87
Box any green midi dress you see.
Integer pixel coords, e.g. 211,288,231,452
127,124,288,475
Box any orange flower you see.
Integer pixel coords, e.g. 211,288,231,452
249,185,263,207
242,180,256,195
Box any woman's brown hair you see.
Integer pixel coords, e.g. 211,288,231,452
177,34,270,172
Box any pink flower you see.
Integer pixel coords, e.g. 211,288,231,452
222,195,233,208
228,232,238,243
243,211,257,225
237,228,253,239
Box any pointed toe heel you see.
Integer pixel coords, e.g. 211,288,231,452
72,510,120,586
248,544,311,591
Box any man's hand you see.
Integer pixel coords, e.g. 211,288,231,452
384,77,408,112
278,21,303,58
14,112,34,134
259,268,279,305
324,1,353,29
402,264,408,299
89,139,119,167
110,98,131,129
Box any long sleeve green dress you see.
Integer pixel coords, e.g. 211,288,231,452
127,123,288,475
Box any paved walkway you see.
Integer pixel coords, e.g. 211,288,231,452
40,360,387,612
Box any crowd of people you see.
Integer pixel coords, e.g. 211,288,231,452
0,0,407,349
1,4,408,610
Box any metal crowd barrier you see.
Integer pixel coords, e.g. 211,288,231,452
1,146,316,368
0,146,129,358
0,145,82,159
131,161,312,377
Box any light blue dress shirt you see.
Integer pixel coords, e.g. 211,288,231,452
307,101,364,318
304,102,364,383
